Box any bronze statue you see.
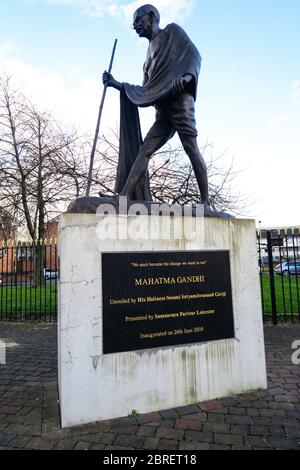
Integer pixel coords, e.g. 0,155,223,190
68,5,233,216
102,4,210,209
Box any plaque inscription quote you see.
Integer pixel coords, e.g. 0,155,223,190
102,251,235,354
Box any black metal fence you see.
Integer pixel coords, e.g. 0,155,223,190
1,231,300,324
0,240,57,321
258,228,300,324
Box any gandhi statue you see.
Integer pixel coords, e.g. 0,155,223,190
103,4,210,208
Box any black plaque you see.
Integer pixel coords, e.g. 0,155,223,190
102,251,235,354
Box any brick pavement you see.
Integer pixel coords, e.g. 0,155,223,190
0,322,299,450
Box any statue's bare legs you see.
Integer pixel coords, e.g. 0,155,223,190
179,134,209,205
120,132,209,206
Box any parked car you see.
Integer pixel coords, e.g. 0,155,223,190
43,268,58,280
275,261,300,276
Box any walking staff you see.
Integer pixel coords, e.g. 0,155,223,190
85,39,118,197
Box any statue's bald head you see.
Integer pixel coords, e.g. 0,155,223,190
132,4,161,40
134,4,160,24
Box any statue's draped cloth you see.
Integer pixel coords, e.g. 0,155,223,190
115,23,201,200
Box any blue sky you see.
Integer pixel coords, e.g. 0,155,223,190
0,0,299,227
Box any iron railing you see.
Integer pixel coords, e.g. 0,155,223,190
258,228,300,324
0,240,57,321
1,231,300,324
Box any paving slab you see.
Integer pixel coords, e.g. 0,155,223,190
0,322,299,450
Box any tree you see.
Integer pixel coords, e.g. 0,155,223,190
0,76,85,241
0,208,15,242
93,130,252,215
0,74,252,245
0,76,90,284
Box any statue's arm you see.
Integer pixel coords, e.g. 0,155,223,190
102,71,124,92
172,73,194,95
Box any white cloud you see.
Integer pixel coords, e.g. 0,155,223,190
41,0,110,18
0,44,155,138
292,80,300,104
121,0,196,25
27,0,196,24
0,39,21,56
270,110,300,127
268,81,300,128
0,49,104,132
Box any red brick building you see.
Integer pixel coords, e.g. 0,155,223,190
0,214,59,276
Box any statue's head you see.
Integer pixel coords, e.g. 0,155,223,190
132,4,160,39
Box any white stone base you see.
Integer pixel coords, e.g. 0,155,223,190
58,213,267,428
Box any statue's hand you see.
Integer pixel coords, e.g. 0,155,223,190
172,77,187,95
102,71,115,87
102,71,124,91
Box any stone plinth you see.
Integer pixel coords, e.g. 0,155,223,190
58,212,267,428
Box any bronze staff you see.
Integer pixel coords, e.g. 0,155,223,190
86,39,118,197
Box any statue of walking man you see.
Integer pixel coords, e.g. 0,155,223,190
103,4,210,209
